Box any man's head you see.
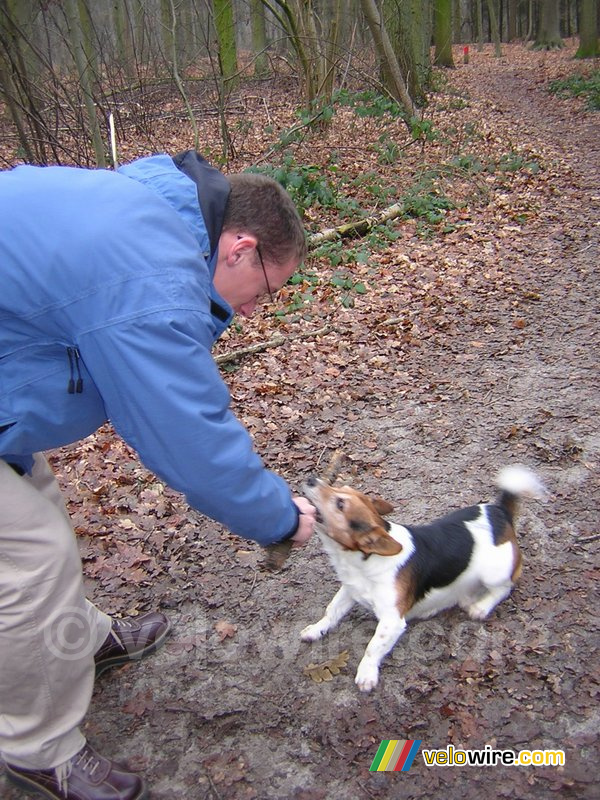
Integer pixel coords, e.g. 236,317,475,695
213,173,307,317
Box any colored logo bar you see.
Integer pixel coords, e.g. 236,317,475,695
369,740,422,772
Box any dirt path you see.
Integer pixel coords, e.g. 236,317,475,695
2,50,598,800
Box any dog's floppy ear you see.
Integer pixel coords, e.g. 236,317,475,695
356,527,402,557
371,498,394,516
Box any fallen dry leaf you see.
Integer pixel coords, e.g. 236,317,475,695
214,620,238,641
303,650,349,684
122,689,155,717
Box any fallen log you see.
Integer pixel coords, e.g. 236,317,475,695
307,201,404,247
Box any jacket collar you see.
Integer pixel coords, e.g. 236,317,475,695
172,150,230,263
173,151,234,334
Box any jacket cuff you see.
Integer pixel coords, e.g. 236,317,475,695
275,503,301,543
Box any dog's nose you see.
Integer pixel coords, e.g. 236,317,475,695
306,476,318,487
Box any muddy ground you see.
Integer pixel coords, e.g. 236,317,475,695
2,46,599,799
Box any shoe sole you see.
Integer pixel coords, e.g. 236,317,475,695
6,765,148,800
95,619,172,679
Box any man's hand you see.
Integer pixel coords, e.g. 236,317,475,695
290,496,316,546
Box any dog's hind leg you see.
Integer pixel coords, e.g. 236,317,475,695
467,582,513,620
355,613,407,692
466,539,517,619
300,586,355,641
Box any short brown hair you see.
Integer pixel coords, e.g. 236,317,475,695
223,173,307,267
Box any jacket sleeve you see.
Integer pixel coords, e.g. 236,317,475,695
77,309,299,546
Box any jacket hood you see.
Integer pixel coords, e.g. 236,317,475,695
118,152,234,333
118,152,230,278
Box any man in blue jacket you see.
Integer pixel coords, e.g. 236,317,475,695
0,151,316,800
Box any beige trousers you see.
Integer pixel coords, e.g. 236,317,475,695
0,455,112,769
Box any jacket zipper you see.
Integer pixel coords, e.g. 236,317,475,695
66,347,83,394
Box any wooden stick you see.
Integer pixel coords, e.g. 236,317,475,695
263,449,345,571
262,538,295,572
321,448,344,484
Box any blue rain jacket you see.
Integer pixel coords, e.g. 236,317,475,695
0,152,299,544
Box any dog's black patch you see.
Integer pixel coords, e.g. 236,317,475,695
406,504,481,602
349,518,371,533
487,503,513,544
349,517,392,534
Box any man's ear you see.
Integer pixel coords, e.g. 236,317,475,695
356,527,402,557
371,498,394,516
228,233,257,265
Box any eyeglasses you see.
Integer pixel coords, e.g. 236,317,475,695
256,245,275,303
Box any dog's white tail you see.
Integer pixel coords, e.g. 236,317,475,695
496,465,548,500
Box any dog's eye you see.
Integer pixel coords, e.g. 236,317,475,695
336,497,345,511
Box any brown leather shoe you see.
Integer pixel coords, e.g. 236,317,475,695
94,611,171,678
5,743,147,799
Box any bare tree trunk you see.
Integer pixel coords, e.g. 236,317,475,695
297,0,322,99
64,0,106,166
286,0,339,103
359,0,417,120
113,0,136,82
534,0,564,49
476,0,484,50
526,0,534,40
320,0,342,100
251,0,269,76
0,0,51,163
77,0,97,79
576,0,599,58
434,0,455,66
213,0,238,84
384,0,431,106
0,50,35,162
160,0,174,61
507,0,518,41
262,0,315,102
261,0,344,111
453,0,462,43
486,0,502,55
167,0,198,149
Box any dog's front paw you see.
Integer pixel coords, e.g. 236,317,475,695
300,622,328,642
355,661,379,692
467,600,491,621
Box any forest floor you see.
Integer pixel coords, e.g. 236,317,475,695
1,42,599,799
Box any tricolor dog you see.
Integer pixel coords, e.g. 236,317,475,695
302,467,546,692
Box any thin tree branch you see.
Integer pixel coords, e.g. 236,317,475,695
215,323,334,365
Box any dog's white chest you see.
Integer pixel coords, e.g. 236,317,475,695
319,535,398,613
